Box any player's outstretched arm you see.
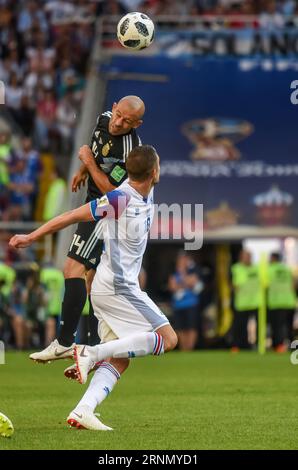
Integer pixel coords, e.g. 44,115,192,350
9,203,94,249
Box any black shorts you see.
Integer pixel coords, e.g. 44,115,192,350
173,306,198,331
67,221,103,270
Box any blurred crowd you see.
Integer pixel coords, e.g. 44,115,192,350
0,0,98,152
0,263,63,350
0,0,98,251
102,1,298,56
0,134,41,221
105,0,298,17
0,261,92,350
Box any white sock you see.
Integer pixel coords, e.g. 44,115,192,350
90,332,164,363
76,362,120,412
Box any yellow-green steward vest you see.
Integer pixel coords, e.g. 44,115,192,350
0,144,11,186
231,262,261,311
40,267,64,316
267,262,297,310
0,262,16,298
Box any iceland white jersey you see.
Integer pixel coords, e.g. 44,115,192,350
89,180,154,295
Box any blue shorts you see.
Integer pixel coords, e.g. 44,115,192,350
12,305,26,318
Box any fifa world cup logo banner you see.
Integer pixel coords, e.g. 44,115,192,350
182,118,253,162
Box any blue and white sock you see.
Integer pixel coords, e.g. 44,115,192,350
90,332,164,362
76,361,120,412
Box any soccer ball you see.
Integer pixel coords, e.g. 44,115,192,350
0,412,14,438
117,12,155,51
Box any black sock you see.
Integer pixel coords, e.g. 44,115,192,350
58,278,87,347
87,295,99,346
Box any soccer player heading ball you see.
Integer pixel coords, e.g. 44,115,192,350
10,145,178,431
30,96,144,363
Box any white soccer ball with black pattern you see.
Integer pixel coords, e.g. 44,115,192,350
117,12,155,50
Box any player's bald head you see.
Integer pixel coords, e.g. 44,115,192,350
118,96,145,119
110,96,145,135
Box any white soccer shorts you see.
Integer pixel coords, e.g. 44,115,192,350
91,290,169,343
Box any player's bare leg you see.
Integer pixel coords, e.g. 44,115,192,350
85,268,95,296
45,317,57,346
177,329,198,351
12,315,25,350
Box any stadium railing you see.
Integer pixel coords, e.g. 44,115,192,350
98,15,298,56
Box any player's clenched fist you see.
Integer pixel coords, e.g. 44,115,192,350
9,234,32,249
78,145,94,167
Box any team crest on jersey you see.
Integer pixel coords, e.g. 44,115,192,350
102,140,113,157
97,195,109,208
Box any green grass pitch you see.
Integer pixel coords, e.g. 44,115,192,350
0,350,297,450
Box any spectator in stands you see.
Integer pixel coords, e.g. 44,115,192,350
15,136,42,216
26,31,56,75
101,0,126,15
17,1,48,36
44,1,76,26
74,21,96,60
8,156,35,220
231,249,261,350
34,88,57,150
8,278,27,350
279,0,296,17
5,45,26,83
196,0,219,12
23,271,47,348
168,250,201,350
56,90,77,154
40,264,64,346
43,166,67,222
259,0,286,53
0,57,10,84
139,266,148,290
60,69,85,103
56,57,85,101
5,72,23,117
266,252,297,352
0,129,14,214
119,0,145,12
0,279,10,344
13,94,36,137
0,260,16,299
0,2,14,56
